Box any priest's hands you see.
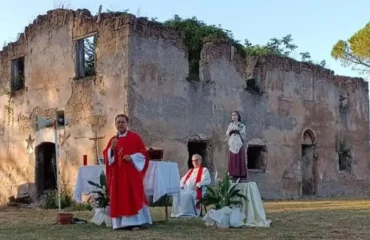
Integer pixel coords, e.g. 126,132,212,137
112,138,117,149
123,155,131,162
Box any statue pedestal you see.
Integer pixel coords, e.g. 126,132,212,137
230,177,247,183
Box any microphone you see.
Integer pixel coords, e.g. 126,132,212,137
111,133,119,158
113,133,119,148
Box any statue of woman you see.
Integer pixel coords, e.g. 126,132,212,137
226,111,247,181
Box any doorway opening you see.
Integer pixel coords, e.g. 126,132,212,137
187,141,208,169
301,130,316,196
35,142,57,197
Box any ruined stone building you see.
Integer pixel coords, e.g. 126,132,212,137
0,9,369,205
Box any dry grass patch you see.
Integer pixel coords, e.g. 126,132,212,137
1,198,370,240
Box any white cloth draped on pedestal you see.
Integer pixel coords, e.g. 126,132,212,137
203,206,246,228
171,167,211,217
91,207,112,227
236,182,271,227
202,182,271,228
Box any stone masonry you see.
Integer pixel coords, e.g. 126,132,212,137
0,8,369,205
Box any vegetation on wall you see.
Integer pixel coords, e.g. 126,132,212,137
2,86,14,126
104,10,324,81
244,35,326,67
162,16,325,81
163,15,245,81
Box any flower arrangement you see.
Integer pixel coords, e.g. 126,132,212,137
87,171,109,208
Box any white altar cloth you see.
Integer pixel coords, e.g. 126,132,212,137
235,182,271,227
74,161,181,203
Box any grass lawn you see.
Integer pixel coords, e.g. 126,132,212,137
1,198,370,240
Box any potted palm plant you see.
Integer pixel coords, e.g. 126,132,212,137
87,171,111,227
197,171,247,228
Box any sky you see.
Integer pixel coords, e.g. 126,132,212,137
0,0,369,81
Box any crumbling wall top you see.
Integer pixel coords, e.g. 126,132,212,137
249,55,368,91
0,8,186,61
201,40,245,77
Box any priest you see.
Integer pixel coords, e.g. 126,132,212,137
171,154,211,217
103,114,152,230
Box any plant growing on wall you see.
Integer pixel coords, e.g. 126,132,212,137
163,15,245,81
2,86,14,126
101,10,327,81
244,35,326,67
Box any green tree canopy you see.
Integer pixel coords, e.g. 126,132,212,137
331,22,370,73
244,35,326,67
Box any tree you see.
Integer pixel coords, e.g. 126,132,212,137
331,22,370,73
84,36,95,77
245,34,326,67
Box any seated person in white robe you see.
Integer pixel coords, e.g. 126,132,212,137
171,154,211,217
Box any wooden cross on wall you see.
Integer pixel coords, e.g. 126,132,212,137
89,131,105,164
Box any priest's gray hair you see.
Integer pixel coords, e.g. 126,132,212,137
192,154,202,162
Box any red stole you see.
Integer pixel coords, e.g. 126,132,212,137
103,131,149,218
183,166,204,200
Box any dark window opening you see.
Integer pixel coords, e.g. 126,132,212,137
245,78,260,93
75,36,96,79
188,51,200,82
339,150,352,172
247,145,266,170
187,141,207,169
11,57,25,92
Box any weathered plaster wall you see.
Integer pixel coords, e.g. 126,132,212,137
0,9,132,204
251,57,370,199
127,19,191,175
0,9,369,204
128,26,370,199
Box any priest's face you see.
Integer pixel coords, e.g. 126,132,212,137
192,157,201,168
115,116,128,134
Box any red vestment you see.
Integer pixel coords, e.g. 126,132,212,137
183,166,204,200
103,131,149,218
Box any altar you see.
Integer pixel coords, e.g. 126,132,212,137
74,160,181,220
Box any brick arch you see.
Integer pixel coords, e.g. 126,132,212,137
302,129,317,145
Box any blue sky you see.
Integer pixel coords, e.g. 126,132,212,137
1,0,369,80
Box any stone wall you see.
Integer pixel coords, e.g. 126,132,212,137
128,25,370,199
0,8,369,204
0,9,133,204
253,56,370,198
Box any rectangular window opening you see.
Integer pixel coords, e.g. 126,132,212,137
339,150,352,172
247,145,265,170
75,36,96,79
11,57,25,92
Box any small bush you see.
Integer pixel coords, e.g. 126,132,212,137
43,189,74,209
